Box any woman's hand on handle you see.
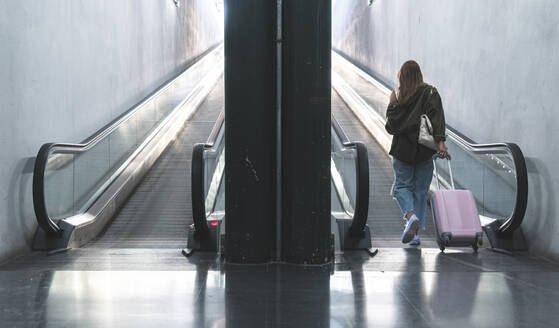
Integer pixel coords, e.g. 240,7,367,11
438,141,451,159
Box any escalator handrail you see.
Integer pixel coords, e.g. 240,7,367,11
445,126,528,235
333,50,527,237
32,48,221,237
191,111,225,239
33,143,64,236
331,114,352,145
205,111,225,148
331,115,370,238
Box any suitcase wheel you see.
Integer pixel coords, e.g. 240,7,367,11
472,233,483,252
441,233,452,246
437,240,445,252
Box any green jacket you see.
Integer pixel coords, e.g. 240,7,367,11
385,83,446,164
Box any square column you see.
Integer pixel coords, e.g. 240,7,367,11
224,0,277,263
281,0,332,264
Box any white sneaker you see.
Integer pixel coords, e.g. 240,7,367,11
401,215,420,243
409,234,421,246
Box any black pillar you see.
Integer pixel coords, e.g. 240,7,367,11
224,0,276,263
282,0,332,264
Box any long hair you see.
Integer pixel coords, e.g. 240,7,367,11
398,60,424,103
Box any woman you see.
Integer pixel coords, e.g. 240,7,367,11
385,60,450,245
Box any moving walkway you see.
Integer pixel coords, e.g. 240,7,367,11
29,46,529,256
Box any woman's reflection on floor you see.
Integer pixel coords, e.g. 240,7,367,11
393,248,430,327
425,252,481,325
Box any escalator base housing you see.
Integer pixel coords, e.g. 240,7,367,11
185,221,221,254
336,219,373,251
483,221,528,253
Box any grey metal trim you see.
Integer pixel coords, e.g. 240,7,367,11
276,0,283,262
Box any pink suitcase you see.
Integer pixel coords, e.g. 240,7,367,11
430,157,483,252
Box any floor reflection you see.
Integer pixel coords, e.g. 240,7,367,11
426,253,481,321
2,250,559,327
224,264,331,327
46,270,218,326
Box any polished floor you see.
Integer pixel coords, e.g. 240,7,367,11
2,249,559,327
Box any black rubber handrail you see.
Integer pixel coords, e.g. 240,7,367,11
191,143,209,239
32,46,223,237
191,111,225,240
33,143,64,236
205,111,225,148
331,115,370,238
445,126,528,236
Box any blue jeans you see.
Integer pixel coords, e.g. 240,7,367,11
391,158,434,229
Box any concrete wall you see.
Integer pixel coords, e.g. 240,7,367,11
333,0,559,257
0,0,222,261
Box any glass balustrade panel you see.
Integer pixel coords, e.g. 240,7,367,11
73,138,110,213
204,135,225,218
331,128,358,217
434,140,517,220
44,153,75,220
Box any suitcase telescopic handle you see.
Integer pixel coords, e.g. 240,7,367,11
433,155,455,190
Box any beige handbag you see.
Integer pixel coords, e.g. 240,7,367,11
418,114,438,151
